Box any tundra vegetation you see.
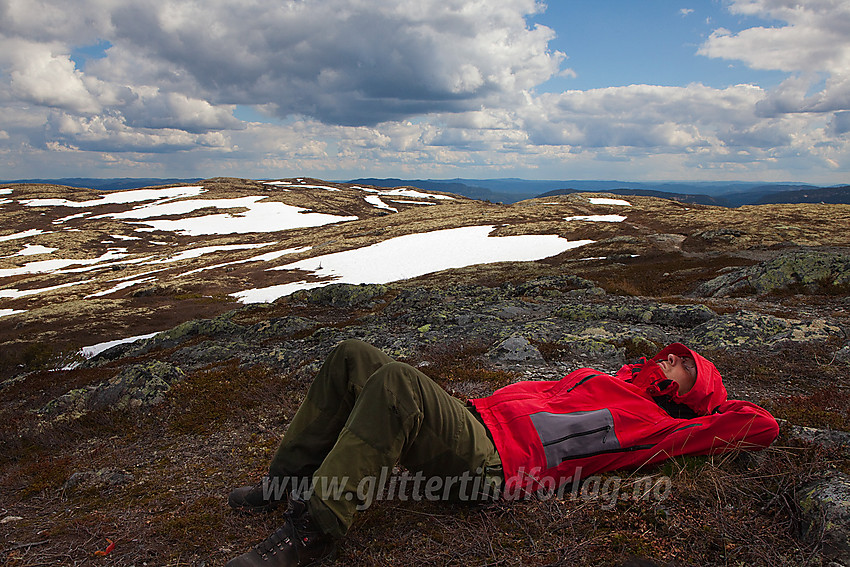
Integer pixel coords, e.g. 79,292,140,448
1,178,848,566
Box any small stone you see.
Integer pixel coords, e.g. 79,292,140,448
488,336,544,363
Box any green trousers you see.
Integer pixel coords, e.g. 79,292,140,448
267,339,502,538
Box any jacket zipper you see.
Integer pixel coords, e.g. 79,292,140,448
553,424,704,464
566,373,603,393
543,425,611,447
558,443,655,463
672,423,702,432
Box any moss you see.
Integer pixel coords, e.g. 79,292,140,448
154,496,226,549
407,341,517,394
168,361,288,434
766,386,850,430
614,336,664,360
2,455,74,499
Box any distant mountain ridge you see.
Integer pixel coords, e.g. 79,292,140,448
3,177,848,207
0,177,204,191
349,178,850,207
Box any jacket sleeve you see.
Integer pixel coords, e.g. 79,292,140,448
639,400,779,467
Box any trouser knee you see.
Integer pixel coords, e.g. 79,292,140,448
334,338,373,356
362,362,423,402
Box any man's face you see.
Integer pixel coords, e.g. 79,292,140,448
657,353,697,395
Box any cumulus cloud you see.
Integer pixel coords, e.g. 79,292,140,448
699,0,850,118
0,39,101,113
73,0,562,126
45,111,230,153
700,0,850,73
0,0,848,181
522,83,768,149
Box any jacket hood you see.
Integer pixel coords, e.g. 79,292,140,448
651,343,728,415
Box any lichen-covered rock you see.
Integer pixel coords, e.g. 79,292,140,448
289,283,388,307
696,251,850,297
555,302,715,328
63,468,134,494
687,311,842,350
90,361,184,409
691,228,743,243
42,361,184,418
86,313,246,365
784,423,850,452
836,346,850,366
247,316,316,340
515,275,601,297
545,334,627,369
797,472,850,566
488,336,544,363
156,313,244,344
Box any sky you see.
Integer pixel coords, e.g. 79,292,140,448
0,0,848,183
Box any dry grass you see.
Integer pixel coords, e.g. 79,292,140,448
336,440,832,566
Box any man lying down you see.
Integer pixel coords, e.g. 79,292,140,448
224,339,779,567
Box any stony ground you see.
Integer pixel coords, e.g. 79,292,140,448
1,179,849,566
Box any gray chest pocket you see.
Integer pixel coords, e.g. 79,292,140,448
530,409,620,468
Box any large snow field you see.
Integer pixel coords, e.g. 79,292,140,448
232,225,594,303
20,186,206,208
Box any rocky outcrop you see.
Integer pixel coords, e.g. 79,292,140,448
41,361,184,420
289,283,389,307
62,468,135,494
687,311,843,351
797,472,850,566
70,277,849,395
488,335,545,364
696,251,850,297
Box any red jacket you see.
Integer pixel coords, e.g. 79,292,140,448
470,343,779,497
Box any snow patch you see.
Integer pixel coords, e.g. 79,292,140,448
147,242,275,264
123,199,357,236
0,279,94,298
364,195,398,213
85,277,156,298
61,332,163,368
0,229,48,242
19,186,206,208
175,246,312,277
376,188,454,200
0,249,132,277
0,309,26,318
564,215,627,223
54,212,93,224
233,226,593,303
589,197,632,206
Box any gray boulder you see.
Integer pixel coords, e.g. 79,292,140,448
696,251,850,297
42,361,184,419
488,336,544,364
797,472,850,566
687,311,842,350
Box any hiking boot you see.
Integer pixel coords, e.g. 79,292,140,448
228,476,288,514
225,498,335,567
